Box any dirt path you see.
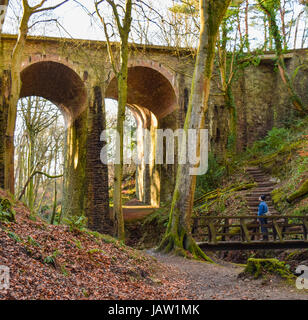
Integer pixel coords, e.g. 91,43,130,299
148,250,308,300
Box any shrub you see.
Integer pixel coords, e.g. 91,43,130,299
63,215,88,232
247,127,290,157
0,198,15,223
44,250,61,266
7,231,21,242
196,153,226,197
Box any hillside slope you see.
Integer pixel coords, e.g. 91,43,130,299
0,190,188,300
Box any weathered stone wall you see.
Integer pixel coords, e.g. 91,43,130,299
207,50,308,155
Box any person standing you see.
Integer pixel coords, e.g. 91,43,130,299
258,195,269,241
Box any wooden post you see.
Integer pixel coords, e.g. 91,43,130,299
222,218,229,241
303,218,308,241
273,220,283,242
240,218,251,242
208,221,217,244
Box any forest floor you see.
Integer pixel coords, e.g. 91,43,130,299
0,190,188,300
2,189,308,300
148,250,308,300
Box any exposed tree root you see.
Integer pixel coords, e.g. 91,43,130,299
157,231,214,263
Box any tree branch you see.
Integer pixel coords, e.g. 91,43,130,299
18,171,63,201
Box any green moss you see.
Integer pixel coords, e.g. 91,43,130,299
72,238,83,249
286,250,303,261
229,226,241,236
87,248,107,255
244,258,295,281
84,229,120,245
287,179,308,203
271,188,285,204
194,182,256,213
247,141,302,168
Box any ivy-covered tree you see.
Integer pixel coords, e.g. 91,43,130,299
158,0,231,260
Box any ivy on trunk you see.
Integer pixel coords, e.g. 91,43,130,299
158,0,231,261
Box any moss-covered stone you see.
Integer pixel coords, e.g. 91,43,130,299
287,179,308,203
244,258,295,281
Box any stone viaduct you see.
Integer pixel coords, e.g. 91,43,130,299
0,34,307,232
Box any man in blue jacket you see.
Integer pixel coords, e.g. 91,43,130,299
258,195,269,241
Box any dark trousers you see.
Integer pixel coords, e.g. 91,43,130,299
259,217,268,240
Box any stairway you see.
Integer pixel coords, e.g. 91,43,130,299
245,167,279,215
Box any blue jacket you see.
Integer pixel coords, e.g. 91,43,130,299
258,201,268,216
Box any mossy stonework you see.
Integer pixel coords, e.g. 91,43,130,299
0,34,307,232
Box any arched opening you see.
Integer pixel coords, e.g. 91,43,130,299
16,61,87,220
20,61,87,124
104,98,138,206
105,65,178,207
105,66,177,119
14,96,65,223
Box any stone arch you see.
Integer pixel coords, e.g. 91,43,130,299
19,60,89,222
20,59,87,124
105,62,179,207
127,59,179,99
105,61,178,119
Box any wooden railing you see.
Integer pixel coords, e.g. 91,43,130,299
193,215,308,250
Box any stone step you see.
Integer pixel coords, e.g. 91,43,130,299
246,199,273,203
247,172,264,176
253,177,270,181
246,194,273,199
253,187,275,191
245,166,281,215
248,206,276,211
246,195,272,200
248,209,280,214
255,180,272,184
248,172,267,176
257,182,276,187
247,203,276,209
248,203,275,208
247,200,274,206
255,176,273,181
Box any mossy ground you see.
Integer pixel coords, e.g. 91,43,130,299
241,258,295,283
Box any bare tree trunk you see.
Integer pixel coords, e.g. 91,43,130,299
95,0,132,240
245,0,249,51
158,0,231,260
3,0,68,194
294,10,304,49
4,3,31,194
279,0,287,50
113,42,129,241
50,150,58,225
0,0,8,35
